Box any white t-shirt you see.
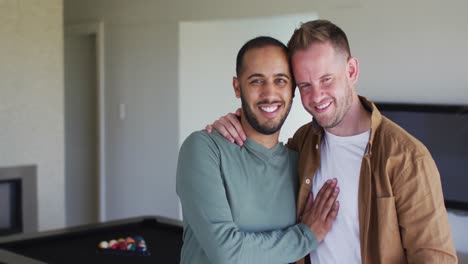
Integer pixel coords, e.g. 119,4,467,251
310,129,370,264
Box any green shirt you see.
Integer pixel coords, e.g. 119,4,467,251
176,131,317,264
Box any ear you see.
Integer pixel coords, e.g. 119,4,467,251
233,77,241,98
347,57,359,84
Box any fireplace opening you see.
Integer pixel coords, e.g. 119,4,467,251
0,179,22,236
0,165,38,236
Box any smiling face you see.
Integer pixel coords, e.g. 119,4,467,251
292,41,358,131
234,45,293,136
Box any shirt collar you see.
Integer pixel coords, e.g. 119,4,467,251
309,95,383,155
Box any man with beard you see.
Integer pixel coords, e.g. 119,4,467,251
176,36,340,264
208,20,457,263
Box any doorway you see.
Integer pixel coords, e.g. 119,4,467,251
64,23,105,226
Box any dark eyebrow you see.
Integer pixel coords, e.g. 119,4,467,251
275,73,290,79
247,73,290,80
247,73,265,80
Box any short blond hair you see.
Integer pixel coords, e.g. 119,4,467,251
287,19,351,59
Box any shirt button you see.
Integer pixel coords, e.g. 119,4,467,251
305,179,311,185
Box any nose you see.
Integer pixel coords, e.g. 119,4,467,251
260,82,276,99
302,84,324,104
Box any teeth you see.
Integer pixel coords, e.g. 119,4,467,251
317,102,331,110
260,106,279,113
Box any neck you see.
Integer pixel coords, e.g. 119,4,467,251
241,117,280,149
326,95,371,137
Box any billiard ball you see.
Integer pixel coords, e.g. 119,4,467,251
109,239,118,249
98,241,109,249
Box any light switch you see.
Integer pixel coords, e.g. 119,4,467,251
119,103,126,120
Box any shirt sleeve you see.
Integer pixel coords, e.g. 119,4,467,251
285,122,311,152
394,155,457,263
285,127,304,152
285,135,298,151
176,131,318,264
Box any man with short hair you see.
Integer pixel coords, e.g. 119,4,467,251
209,20,457,263
177,36,340,264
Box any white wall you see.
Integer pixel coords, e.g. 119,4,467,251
103,23,180,220
65,0,468,254
0,0,65,231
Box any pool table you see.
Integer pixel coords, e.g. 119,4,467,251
0,216,183,264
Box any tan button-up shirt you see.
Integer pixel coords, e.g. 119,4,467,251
287,96,457,264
